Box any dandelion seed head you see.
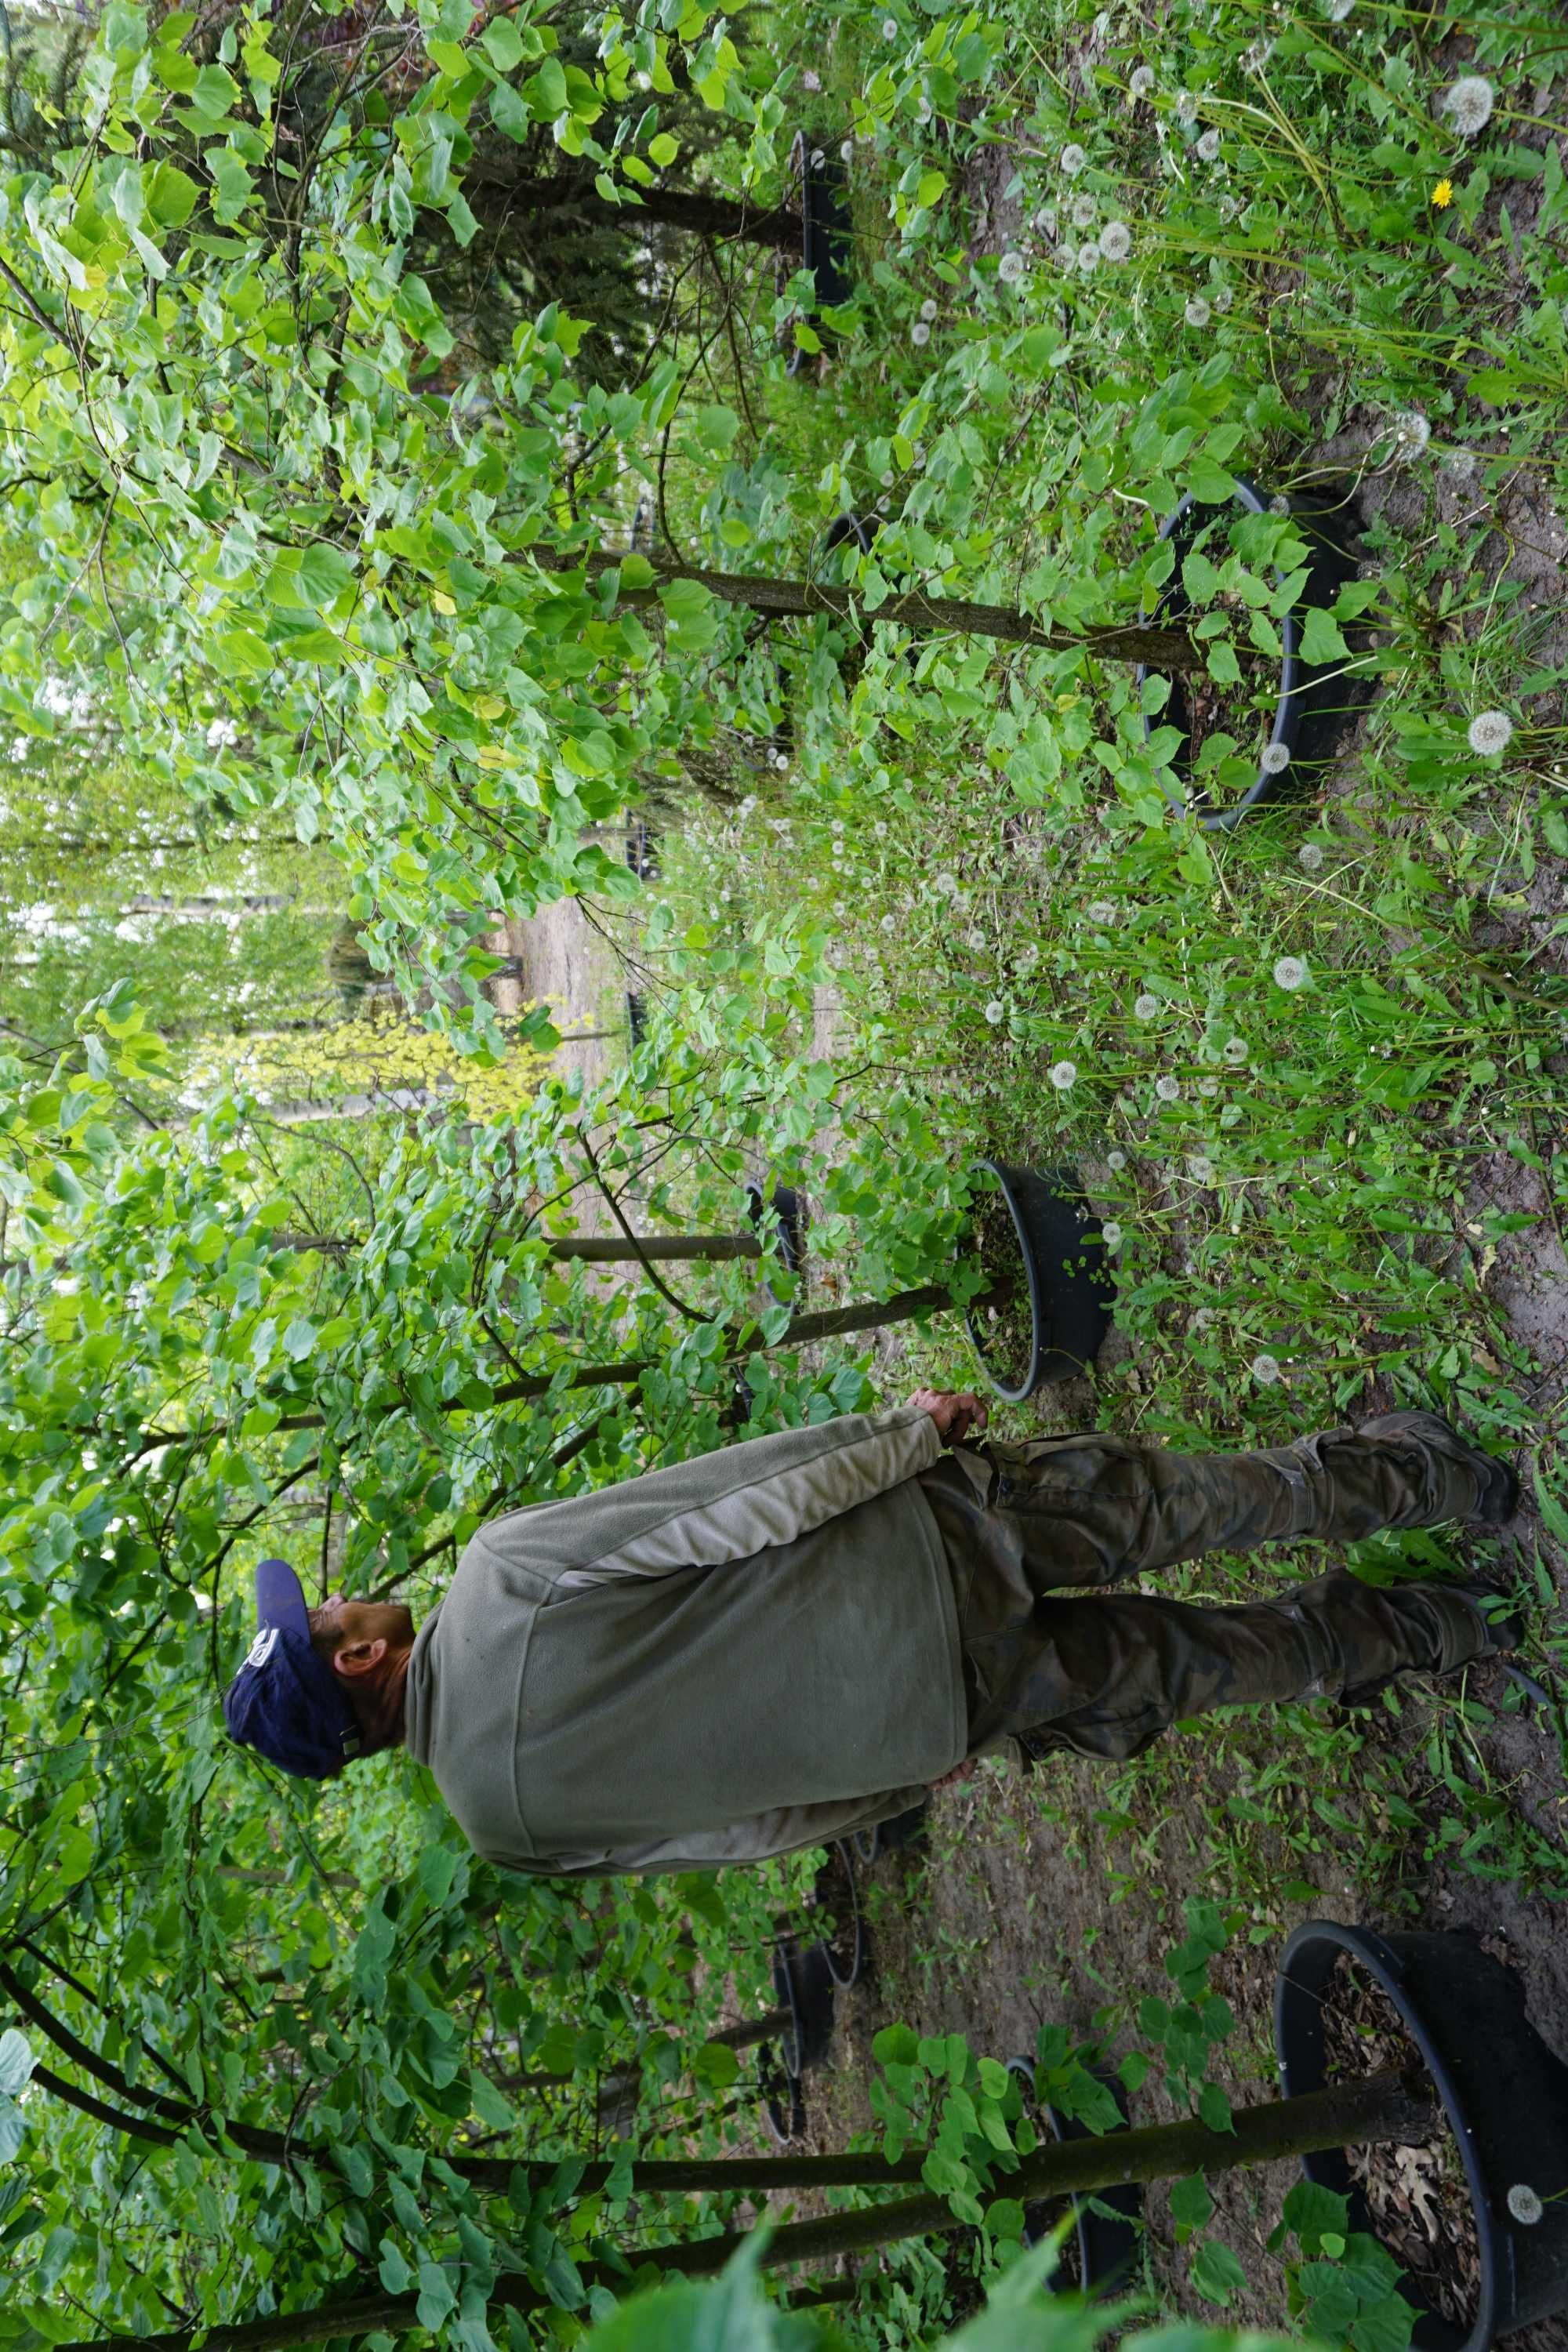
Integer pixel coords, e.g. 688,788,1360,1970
1129,65,1154,99
880,912,897,933
920,297,939,321
911,320,931,346
1443,74,1495,137
1106,1149,1127,1171
1224,1036,1248,1063
1156,1074,1181,1102
1192,1306,1215,1330
1272,955,1308,991
1468,709,1514,757
1185,294,1212,328
996,250,1026,286
1199,1075,1219,1097
874,818,889,837
1389,409,1432,463
1196,127,1221,161
1101,1220,1123,1248
1189,1155,1215,1183
1261,741,1291,775
985,999,1005,1025
1061,142,1088,176
1087,898,1117,925
1049,1059,1078,1091
1098,220,1132,262
1174,90,1200,126
880,14,898,37
1251,1351,1282,1385
1508,2185,1544,2227
1134,992,1160,1021
1269,493,1290,516
1077,241,1100,271
841,139,855,162
1071,192,1098,228
1298,842,1325,874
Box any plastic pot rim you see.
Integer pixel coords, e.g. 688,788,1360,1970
964,1155,1048,1404
1136,474,1306,836
1274,1917,1500,2352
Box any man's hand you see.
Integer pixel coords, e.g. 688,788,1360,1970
907,1386,989,1446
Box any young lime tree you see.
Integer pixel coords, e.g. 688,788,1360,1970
0,926,993,2342
0,1894,1428,2348
0,0,1250,1044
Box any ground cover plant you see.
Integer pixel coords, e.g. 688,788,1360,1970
0,0,1566,2346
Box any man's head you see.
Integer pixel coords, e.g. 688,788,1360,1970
223,1559,416,1780
307,1593,416,1759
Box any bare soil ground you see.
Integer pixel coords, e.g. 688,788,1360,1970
487,890,630,1094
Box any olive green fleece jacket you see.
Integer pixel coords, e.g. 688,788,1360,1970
402,1405,966,1877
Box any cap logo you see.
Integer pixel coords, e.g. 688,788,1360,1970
247,1627,279,1671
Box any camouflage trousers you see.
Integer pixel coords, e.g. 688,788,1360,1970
916,1414,1496,1764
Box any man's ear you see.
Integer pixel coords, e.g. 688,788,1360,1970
332,1635,389,1682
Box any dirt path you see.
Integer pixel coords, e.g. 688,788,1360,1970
486,891,630,1096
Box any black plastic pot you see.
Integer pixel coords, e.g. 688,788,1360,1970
1135,479,1359,833
624,817,659,878
1005,2056,1143,2295
771,1936,838,2075
823,512,878,564
814,1841,866,1991
1275,1919,1568,2352
964,1159,1114,1402
746,1180,806,1276
851,1798,931,1865
785,130,855,376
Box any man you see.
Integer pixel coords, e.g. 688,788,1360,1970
223,1393,1522,1875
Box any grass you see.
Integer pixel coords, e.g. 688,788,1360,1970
633,0,1568,1988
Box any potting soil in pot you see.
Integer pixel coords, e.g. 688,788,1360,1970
1171,615,1274,779
1319,1953,1481,2329
1011,2073,1083,2285
969,1192,1033,1391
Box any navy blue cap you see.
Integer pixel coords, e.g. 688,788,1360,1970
223,1559,361,1780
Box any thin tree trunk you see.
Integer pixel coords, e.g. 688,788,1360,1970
528,548,1204,671
49,2071,1438,2352
115,895,336,918
272,1231,764,1263
129,1278,973,1455
459,168,804,251
547,1233,764,1263
704,2004,793,2053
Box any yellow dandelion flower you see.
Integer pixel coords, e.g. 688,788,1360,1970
1431,178,1454,209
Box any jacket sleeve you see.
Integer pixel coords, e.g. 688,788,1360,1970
550,1404,943,1591
484,1785,935,1878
